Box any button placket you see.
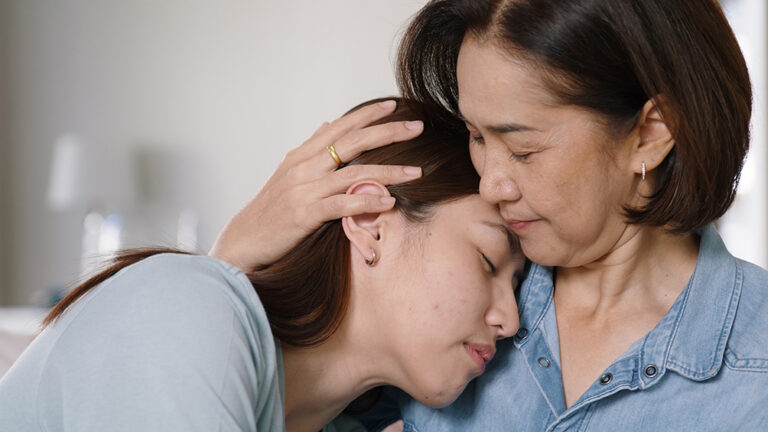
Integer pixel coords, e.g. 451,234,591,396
519,325,567,415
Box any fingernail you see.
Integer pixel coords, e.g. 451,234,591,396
403,166,422,176
378,100,397,110
381,197,396,205
318,121,330,130
405,120,423,130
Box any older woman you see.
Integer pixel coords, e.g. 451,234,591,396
211,0,767,430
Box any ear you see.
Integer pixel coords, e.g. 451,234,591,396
341,180,392,266
630,97,675,178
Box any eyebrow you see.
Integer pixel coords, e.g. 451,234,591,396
489,123,539,134
457,113,539,134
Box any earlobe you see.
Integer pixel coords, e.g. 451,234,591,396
632,98,675,175
341,181,392,266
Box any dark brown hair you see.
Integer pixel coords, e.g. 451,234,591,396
43,98,479,348
397,0,752,233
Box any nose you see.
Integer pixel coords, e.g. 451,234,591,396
476,142,522,205
485,284,520,340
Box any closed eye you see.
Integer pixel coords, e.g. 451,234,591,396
481,253,497,274
509,151,532,161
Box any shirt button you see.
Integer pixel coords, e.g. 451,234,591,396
537,357,551,368
644,364,658,378
599,373,613,385
516,327,529,340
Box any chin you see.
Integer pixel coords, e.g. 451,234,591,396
520,241,564,268
413,380,469,408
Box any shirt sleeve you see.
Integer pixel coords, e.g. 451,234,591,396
34,254,282,432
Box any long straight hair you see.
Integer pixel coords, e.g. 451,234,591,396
42,98,480,347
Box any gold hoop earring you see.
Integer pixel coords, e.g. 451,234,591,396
365,248,377,267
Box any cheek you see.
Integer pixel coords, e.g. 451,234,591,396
425,273,490,324
525,143,607,214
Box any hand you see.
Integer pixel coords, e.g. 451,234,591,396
209,100,423,273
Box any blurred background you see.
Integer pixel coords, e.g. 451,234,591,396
0,0,765,310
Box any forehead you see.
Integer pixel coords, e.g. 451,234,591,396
431,194,498,221
429,195,522,254
456,36,557,124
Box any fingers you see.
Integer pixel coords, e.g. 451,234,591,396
289,100,401,163
320,164,422,194
331,120,424,165
309,121,330,139
326,99,398,140
308,100,401,154
311,193,398,223
311,120,424,172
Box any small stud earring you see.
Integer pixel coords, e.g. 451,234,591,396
365,248,377,267
641,161,646,181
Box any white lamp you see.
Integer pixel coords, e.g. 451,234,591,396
46,134,136,278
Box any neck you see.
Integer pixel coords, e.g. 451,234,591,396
280,292,394,432
555,226,700,318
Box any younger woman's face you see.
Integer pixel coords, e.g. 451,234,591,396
376,194,525,407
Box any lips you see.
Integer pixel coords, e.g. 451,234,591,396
464,342,496,373
504,218,538,231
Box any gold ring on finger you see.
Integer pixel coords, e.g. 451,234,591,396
326,144,343,168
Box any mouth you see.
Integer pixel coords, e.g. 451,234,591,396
463,342,496,373
504,218,538,232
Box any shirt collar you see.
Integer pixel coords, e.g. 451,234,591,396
516,225,742,383
657,225,742,380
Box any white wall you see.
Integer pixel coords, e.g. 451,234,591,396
0,0,11,304
4,0,427,305
720,0,768,269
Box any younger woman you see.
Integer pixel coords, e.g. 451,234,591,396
0,99,525,432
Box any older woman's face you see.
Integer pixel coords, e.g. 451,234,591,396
456,36,640,267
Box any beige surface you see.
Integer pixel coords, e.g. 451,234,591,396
0,307,46,378
0,330,34,378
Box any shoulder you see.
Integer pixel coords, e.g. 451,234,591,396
46,252,272,366
30,253,282,430
724,259,768,372
113,252,250,300
52,253,272,360
85,253,264,330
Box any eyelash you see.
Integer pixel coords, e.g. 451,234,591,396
470,135,532,161
482,253,497,274
509,152,532,162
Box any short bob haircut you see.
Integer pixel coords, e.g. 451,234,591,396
397,0,752,234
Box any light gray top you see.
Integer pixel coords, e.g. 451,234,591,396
0,253,286,431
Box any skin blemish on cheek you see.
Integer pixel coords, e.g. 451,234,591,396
433,303,439,310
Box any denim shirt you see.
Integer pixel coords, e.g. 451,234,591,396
394,226,768,431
